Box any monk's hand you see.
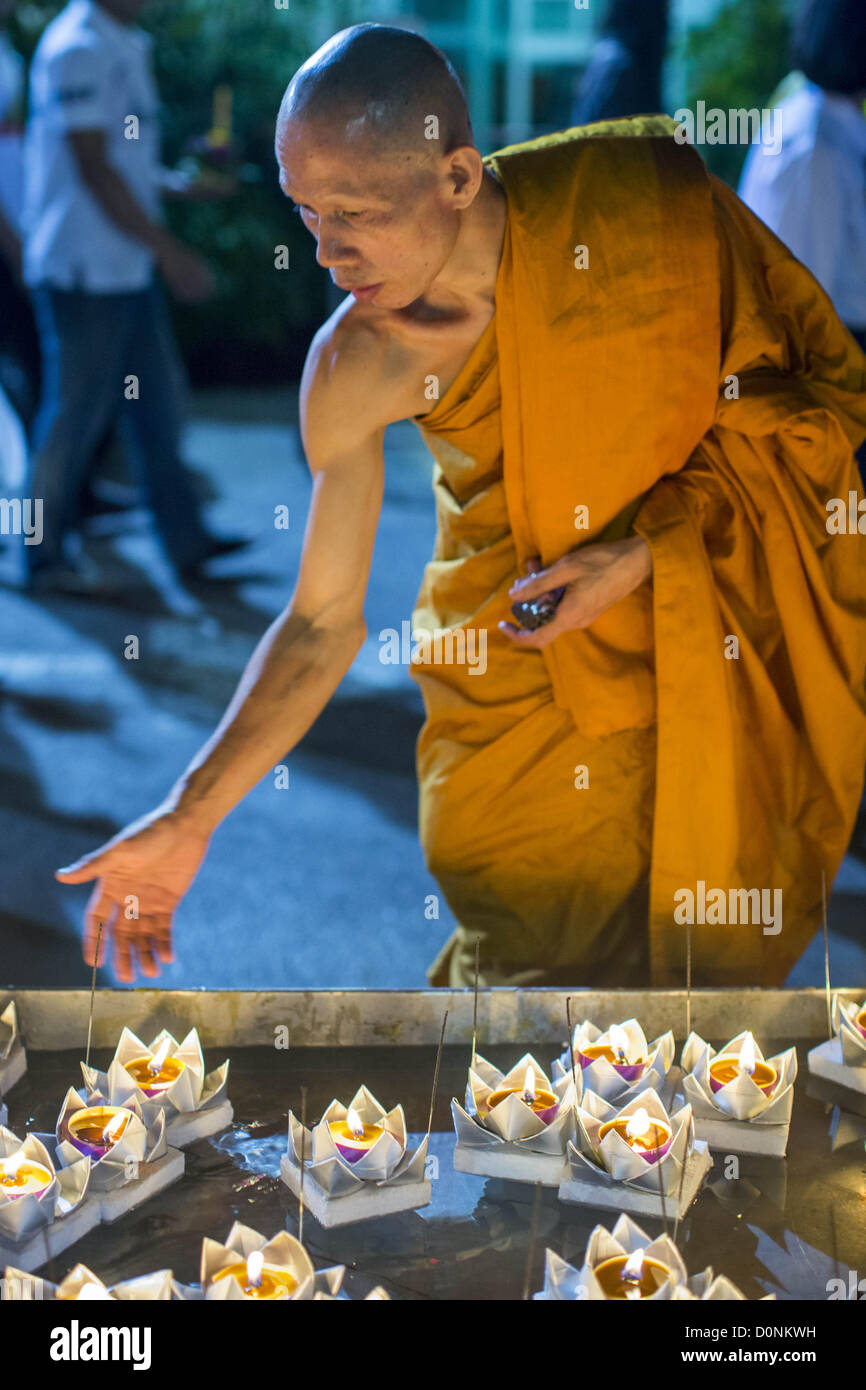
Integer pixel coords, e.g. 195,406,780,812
55,809,212,984
500,537,652,649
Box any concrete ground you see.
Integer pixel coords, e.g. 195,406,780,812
1,388,864,990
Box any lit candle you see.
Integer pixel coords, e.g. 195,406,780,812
67,1106,132,1160
212,1249,298,1300
579,1024,647,1083
595,1246,671,1300
598,1106,673,1164
0,1155,53,1199
328,1107,385,1164
486,1065,560,1125
124,1037,185,1097
855,1005,866,1040
708,1034,777,1095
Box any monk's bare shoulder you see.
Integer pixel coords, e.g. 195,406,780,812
300,298,416,459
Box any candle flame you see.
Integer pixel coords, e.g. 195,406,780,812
148,1038,171,1076
1,1154,23,1180
346,1107,365,1138
609,1023,629,1060
621,1247,645,1282
246,1251,264,1288
77,1281,111,1301
101,1111,127,1143
625,1107,651,1141
738,1033,757,1076
522,1066,537,1103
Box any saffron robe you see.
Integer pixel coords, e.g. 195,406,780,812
410,118,866,987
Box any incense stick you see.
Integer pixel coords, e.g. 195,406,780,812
522,1182,542,1301
655,1120,669,1238
471,935,480,1072
426,1010,449,1139
84,920,104,1068
822,869,832,1040
298,1085,307,1248
685,916,692,1040
672,1112,693,1246
565,996,578,1101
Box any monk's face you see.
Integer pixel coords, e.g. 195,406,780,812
276,116,471,310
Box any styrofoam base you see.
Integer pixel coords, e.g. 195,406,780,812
805,1072,866,1119
0,1197,102,1273
98,1147,185,1223
690,1115,790,1157
280,1155,430,1228
453,1141,569,1187
165,1100,233,1148
0,1045,27,1097
558,1141,712,1220
808,1037,866,1095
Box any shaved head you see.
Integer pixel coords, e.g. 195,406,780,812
277,23,473,158
274,25,495,312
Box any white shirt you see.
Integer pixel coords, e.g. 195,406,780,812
23,0,162,291
738,81,866,329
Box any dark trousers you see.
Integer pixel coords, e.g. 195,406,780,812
27,280,211,573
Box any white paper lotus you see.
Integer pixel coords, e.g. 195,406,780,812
0,1126,90,1242
198,1222,344,1302
540,1215,772,1301
286,1085,427,1197
2,1262,174,1301
832,994,866,1068
681,1031,797,1123
553,1018,675,1105
571,1087,694,1195
54,1087,166,1191
452,1053,577,1152
81,1027,229,1116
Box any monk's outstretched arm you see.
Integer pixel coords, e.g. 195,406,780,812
55,320,387,981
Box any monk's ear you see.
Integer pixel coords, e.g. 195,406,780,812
445,145,484,207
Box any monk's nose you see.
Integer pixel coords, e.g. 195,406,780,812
315,236,357,270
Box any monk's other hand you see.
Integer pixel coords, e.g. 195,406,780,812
499,536,653,649
55,809,212,984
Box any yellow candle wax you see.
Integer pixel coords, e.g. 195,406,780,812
212,1261,298,1300
486,1085,559,1115
598,1115,672,1155
0,1159,53,1198
708,1056,777,1093
67,1107,132,1158
124,1054,185,1095
595,1253,671,1300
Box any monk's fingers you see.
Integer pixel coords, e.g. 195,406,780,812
132,927,159,980
509,557,574,600
497,619,553,650
112,917,139,984
84,887,117,967
149,914,175,965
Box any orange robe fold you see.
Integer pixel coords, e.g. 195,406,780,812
412,118,866,987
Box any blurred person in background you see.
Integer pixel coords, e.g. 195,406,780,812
22,0,245,595
573,0,669,126
738,0,866,355
0,0,37,479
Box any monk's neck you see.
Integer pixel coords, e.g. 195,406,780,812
417,168,507,319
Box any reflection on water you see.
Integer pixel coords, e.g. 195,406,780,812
5,1043,864,1300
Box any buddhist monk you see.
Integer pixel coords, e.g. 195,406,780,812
55,24,866,988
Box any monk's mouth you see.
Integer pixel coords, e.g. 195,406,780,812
346,283,384,301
